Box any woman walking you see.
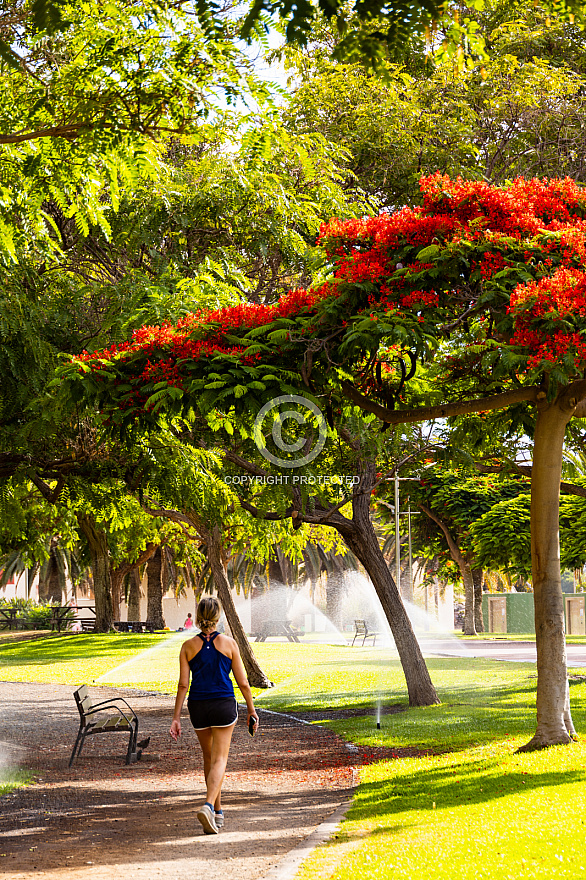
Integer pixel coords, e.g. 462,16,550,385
170,596,259,834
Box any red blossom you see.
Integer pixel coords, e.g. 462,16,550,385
72,175,586,412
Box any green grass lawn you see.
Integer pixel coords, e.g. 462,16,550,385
0,631,185,692
0,768,31,797
1,633,586,877
297,743,586,880
252,645,586,880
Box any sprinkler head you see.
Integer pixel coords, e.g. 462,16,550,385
376,721,381,730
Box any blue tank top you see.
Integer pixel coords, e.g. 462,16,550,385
188,632,235,701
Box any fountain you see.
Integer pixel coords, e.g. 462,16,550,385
249,570,457,648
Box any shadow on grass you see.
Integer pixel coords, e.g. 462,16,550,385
265,674,539,713
270,676,586,756
354,758,586,822
0,633,173,666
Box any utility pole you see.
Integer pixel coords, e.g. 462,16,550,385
394,476,418,599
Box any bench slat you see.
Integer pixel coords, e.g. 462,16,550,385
90,713,132,731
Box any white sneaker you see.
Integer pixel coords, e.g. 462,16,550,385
214,811,224,829
197,803,219,835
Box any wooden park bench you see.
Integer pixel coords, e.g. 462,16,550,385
69,685,150,767
351,619,379,647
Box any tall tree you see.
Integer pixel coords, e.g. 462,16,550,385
0,0,265,252
61,175,586,746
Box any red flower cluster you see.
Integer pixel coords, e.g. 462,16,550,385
72,175,586,409
419,173,586,234
509,267,586,367
176,286,327,337
401,290,439,309
478,252,507,279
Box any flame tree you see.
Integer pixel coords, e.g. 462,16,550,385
60,175,586,747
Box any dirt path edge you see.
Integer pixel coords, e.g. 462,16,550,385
261,799,352,880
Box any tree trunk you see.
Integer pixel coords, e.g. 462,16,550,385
520,399,575,750
207,525,274,689
37,570,51,603
79,515,113,632
341,521,439,707
27,563,39,600
146,546,165,630
139,502,274,688
47,554,62,603
39,541,62,603
419,504,477,636
112,545,156,622
128,567,142,621
331,463,439,707
162,546,176,596
472,568,484,633
111,568,124,621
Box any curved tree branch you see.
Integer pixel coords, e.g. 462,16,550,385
341,382,543,425
0,124,85,144
476,463,586,499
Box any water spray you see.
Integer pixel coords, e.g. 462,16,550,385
95,629,189,686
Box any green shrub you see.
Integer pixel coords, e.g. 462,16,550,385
0,598,74,630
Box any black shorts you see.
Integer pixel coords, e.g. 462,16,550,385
188,697,238,730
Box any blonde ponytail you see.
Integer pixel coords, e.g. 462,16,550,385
196,596,222,633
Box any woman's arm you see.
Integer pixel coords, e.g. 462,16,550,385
170,644,191,741
230,642,259,729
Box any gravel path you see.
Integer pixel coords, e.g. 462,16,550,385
0,682,394,880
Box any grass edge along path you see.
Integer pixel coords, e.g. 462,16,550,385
270,667,586,879
295,739,586,880
250,645,586,880
0,769,31,797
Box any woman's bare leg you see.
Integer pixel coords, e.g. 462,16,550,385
195,728,215,804
195,724,235,810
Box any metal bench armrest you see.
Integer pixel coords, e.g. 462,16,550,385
82,706,134,726
83,698,138,722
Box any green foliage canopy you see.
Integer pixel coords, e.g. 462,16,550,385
58,175,586,440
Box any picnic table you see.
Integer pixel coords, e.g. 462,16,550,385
0,608,18,630
0,605,72,632
0,607,70,632
72,605,97,632
114,621,155,633
50,606,72,632
254,619,301,642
